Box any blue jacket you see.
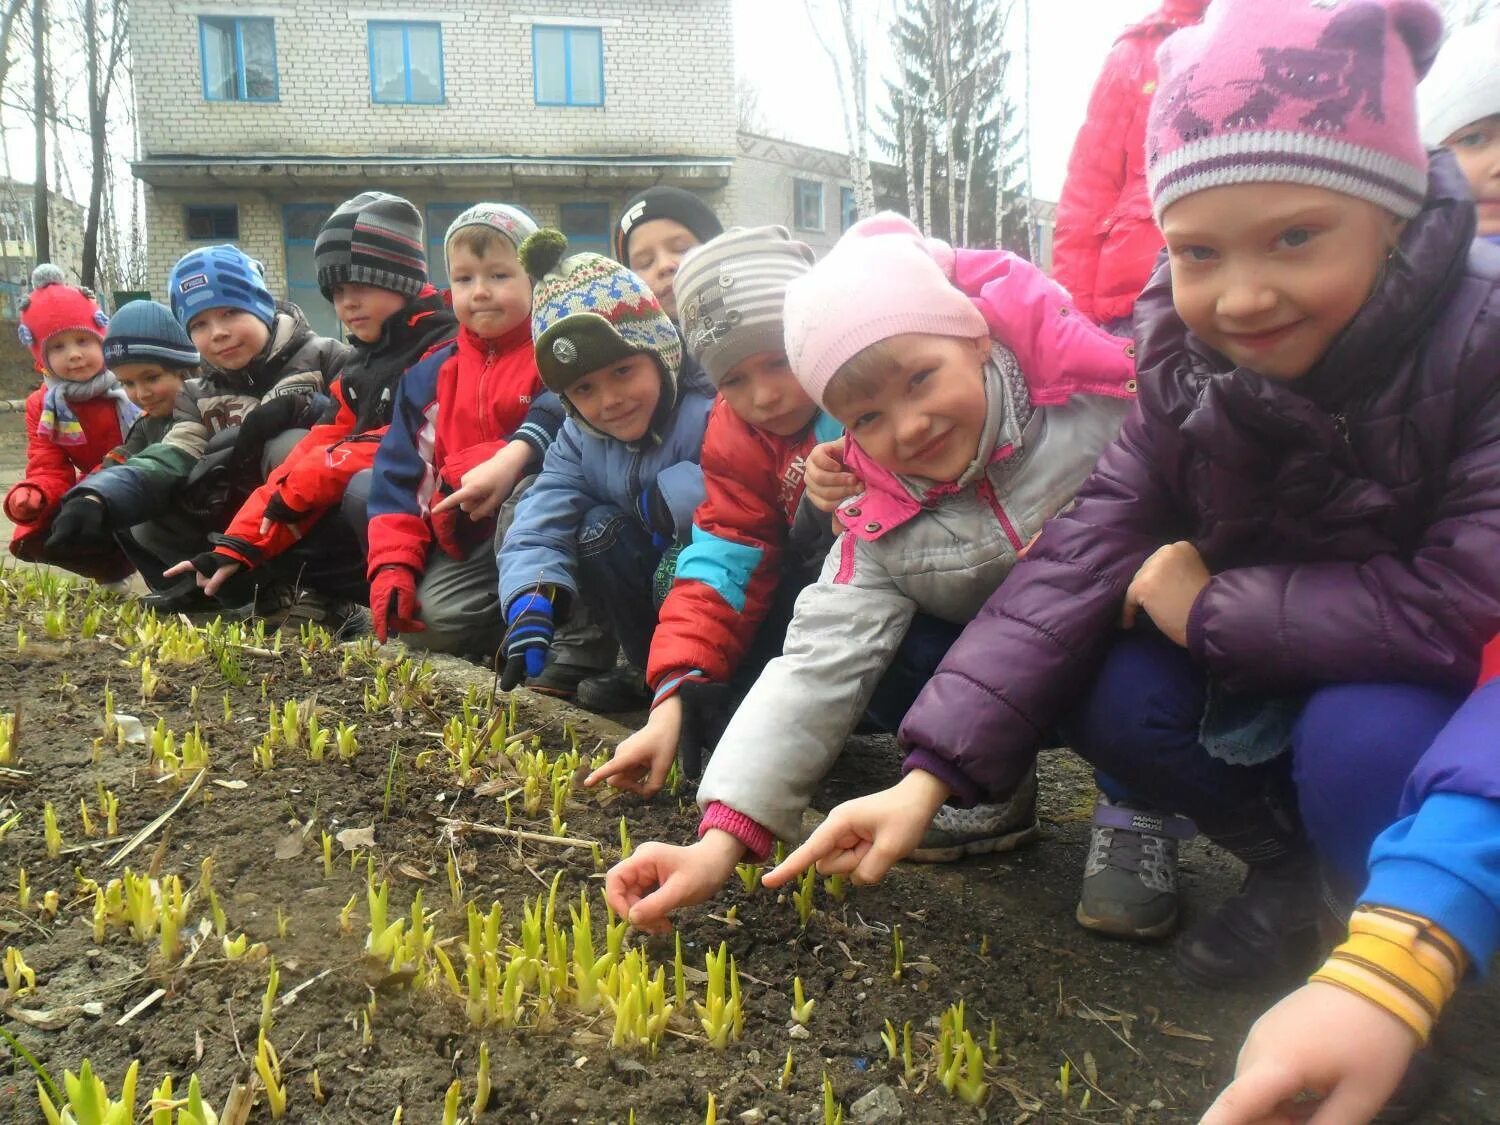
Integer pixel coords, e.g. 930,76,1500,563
497,367,714,613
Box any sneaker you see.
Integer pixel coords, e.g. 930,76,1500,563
908,766,1041,862
1175,859,1324,989
527,660,603,701
575,664,652,713
1076,797,1195,940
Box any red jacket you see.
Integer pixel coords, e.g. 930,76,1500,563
647,400,842,698
364,320,541,576
4,388,127,554
1051,0,1207,325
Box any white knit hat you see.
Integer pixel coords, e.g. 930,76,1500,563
1419,16,1500,146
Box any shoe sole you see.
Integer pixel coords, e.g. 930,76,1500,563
1074,902,1180,941
906,820,1042,864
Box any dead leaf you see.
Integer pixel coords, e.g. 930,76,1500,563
273,830,305,860
680,965,709,983
213,779,248,790
6,1002,104,1029
337,826,376,852
396,863,431,882
1158,1022,1213,1043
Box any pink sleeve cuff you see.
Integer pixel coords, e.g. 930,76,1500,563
699,801,774,862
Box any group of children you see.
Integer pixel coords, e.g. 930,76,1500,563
5,0,1500,1117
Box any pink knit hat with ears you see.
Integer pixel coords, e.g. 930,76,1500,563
1147,0,1444,222
782,212,987,407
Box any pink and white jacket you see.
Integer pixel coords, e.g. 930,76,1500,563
695,249,1138,854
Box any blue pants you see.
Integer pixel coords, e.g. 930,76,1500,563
576,505,662,670
864,613,967,733
1064,630,1466,888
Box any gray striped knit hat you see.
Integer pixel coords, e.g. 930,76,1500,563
315,191,428,300
673,226,815,387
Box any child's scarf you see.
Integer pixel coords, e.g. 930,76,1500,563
37,370,140,446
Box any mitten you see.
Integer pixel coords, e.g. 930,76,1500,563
4,482,46,523
500,591,554,691
675,679,733,781
44,495,111,551
262,492,308,526
369,564,424,643
230,395,307,468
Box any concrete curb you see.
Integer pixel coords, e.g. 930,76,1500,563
1,399,25,412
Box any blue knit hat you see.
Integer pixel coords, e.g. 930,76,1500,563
104,300,200,369
168,244,276,329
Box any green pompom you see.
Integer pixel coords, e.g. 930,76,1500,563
520,229,569,280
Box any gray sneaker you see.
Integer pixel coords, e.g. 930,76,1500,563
908,766,1041,862
1076,796,1195,940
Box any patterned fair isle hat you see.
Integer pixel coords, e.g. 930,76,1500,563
1147,0,1444,221
314,191,428,300
520,230,683,433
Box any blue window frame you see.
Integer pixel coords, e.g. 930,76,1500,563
532,25,604,107
199,16,278,102
840,187,857,232
560,202,611,256
369,21,445,104
283,203,340,340
185,204,239,241
794,179,824,232
425,202,473,289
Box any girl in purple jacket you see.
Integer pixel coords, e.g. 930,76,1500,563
765,0,1500,1021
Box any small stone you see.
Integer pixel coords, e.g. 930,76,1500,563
746,1049,761,1065
738,1111,764,1123
788,1024,811,1040
850,1084,903,1123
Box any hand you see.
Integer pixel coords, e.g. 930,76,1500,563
432,442,530,522
803,437,862,514
258,492,307,538
164,552,243,598
763,770,952,889
369,564,424,643
604,830,746,935
1122,541,1210,647
5,482,46,523
586,697,683,796
1200,982,1418,1125
500,592,554,691
230,395,306,468
44,495,110,550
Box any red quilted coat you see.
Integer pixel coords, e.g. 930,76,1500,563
5,389,127,556
1051,0,1208,326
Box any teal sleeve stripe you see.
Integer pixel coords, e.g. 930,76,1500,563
675,525,764,613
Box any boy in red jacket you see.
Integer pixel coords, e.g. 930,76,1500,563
358,204,555,656
4,264,136,581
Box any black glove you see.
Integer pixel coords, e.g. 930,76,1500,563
262,492,308,526
230,395,308,469
676,680,732,781
44,495,111,551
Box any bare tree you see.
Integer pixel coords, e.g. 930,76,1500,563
804,0,876,218
79,0,127,289
30,0,47,263
736,73,768,134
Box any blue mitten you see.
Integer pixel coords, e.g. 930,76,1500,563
501,591,555,691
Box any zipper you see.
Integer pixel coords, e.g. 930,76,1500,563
976,478,1024,551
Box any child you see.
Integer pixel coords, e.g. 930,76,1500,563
1204,642,1500,1125
615,186,723,322
360,203,547,656
604,213,1137,932
760,0,1500,1000
167,192,454,618
495,231,714,699
586,225,840,794
3,265,135,581
41,301,201,576
1420,15,1500,242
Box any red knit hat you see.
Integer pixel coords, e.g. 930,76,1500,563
17,264,109,374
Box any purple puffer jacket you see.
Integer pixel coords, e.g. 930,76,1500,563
901,152,1500,806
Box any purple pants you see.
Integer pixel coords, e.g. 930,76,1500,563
1064,630,1466,888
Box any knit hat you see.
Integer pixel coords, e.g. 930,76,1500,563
782,212,987,408
1147,0,1444,221
615,186,724,263
521,229,683,427
168,244,276,329
674,226,815,387
103,300,200,369
17,264,109,374
1419,16,1500,146
314,191,427,300
443,203,540,259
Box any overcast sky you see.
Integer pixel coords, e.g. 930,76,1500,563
734,0,1159,201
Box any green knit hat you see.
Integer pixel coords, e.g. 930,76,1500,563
521,229,683,436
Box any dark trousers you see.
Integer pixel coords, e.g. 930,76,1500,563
1063,630,1466,888
575,504,662,669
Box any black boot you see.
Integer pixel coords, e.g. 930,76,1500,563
575,664,651,713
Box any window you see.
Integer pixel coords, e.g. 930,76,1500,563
199,17,278,102
794,179,824,232
283,203,340,339
369,21,444,105
425,202,473,289
185,205,239,241
533,25,604,106
841,187,857,232
560,202,610,256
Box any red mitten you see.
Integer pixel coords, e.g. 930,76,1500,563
4,482,46,523
369,564,425,643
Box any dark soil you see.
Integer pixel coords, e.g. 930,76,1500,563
1,573,1497,1124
